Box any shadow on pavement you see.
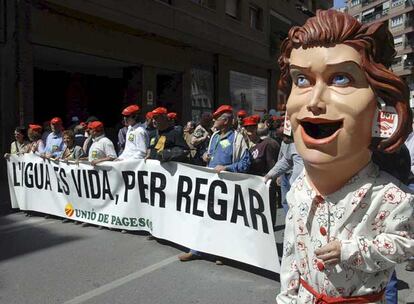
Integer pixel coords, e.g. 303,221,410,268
0,212,84,262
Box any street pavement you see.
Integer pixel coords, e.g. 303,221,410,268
1,209,413,304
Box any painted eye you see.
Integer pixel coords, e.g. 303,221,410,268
296,75,310,87
332,75,350,86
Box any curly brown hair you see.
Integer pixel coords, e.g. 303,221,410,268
278,9,412,153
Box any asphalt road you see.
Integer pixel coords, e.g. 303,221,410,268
1,209,413,304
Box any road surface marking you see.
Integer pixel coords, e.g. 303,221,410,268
64,255,177,304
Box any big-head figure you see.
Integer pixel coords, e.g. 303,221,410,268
276,9,414,304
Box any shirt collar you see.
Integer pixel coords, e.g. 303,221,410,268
93,134,105,142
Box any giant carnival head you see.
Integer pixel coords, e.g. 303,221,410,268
278,9,412,169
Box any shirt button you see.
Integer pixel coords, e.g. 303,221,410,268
320,226,327,236
317,261,325,271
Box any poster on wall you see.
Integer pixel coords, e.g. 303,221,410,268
229,71,268,115
191,68,214,122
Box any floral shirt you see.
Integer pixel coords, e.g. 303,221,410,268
276,162,414,304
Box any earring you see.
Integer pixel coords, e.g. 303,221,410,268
283,115,292,136
371,97,398,138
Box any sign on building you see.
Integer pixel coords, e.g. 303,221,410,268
230,70,268,114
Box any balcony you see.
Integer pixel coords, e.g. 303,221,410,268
361,10,389,23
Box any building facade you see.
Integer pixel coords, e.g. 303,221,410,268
0,0,332,207
346,0,414,107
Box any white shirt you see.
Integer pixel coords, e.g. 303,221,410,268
277,162,414,303
88,135,117,162
118,123,148,160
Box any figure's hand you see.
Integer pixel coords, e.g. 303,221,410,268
4,153,10,160
263,175,271,184
314,240,341,266
214,165,226,173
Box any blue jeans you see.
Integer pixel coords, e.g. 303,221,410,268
385,270,397,304
280,173,291,215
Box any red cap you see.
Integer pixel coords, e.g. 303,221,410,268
167,112,177,120
146,112,154,120
122,105,140,116
29,124,42,133
213,105,233,119
243,116,259,127
237,110,247,118
50,117,62,125
251,114,261,123
88,121,104,130
152,107,168,116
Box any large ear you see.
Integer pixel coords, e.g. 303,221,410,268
364,22,396,68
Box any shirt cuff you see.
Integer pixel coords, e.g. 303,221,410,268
340,239,360,263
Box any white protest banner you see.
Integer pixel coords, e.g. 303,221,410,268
6,154,280,273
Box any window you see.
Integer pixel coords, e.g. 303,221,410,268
249,5,262,30
226,0,240,19
394,35,404,47
391,0,405,8
351,0,361,7
190,0,216,9
391,15,404,27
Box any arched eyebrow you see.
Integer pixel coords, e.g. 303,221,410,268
289,60,362,72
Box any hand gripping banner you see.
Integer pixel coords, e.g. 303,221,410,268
6,154,280,273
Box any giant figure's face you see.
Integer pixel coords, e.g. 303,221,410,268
287,44,377,167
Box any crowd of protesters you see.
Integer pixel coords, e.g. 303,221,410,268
4,103,414,301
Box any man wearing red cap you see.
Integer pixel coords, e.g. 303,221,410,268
43,117,65,158
149,107,189,162
236,109,248,130
178,105,251,263
145,111,157,149
167,112,183,135
118,105,149,160
88,121,117,166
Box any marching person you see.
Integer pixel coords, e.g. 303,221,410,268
88,121,117,166
145,111,158,150
117,105,148,161
149,107,189,163
60,130,85,161
191,112,213,166
28,124,45,155
167,112,183,135
178,105,251,264
43,117,65,159
204,105,251,174
236,109,247,130
9,127,30,155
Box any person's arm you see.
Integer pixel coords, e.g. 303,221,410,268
73,146,85,160
132,128,149,159
103,140,117,160
265,153,293,179
226,149,251,173
340,192,414,273
265,141,280,173
276,205,299,303
10,142,17,154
